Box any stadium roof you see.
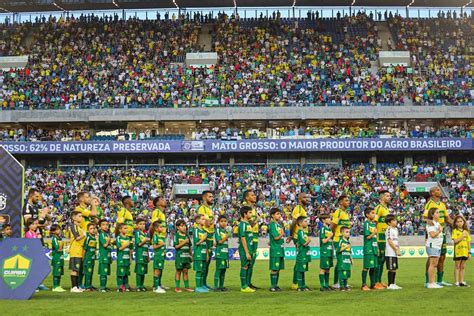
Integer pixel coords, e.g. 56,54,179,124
0,0,472,13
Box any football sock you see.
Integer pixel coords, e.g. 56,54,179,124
369,268,376,288
157,272,162,286
297,272,305,289
240,268,248,288
319,274,325,288
53,276,60,288
219,270,226,288
292,265,297,284
271,273,278,288
437,271,444,283
195,271,203,288
324,272,330,287
214,269,220,289
85,274,92,288
100,275,107,289
71,275,78,288
362,269,368,286
377,256,385,282
136,275,141,288
248,260,254,284
203,262,209,287
388,271,395,285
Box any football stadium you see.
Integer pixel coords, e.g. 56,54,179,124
0,0,473,314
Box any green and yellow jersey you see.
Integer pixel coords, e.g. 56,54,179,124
69,223,85,258
214,227,229,260
292,205,307,219
331,208,351,242
269,220,284,258
197,204,215,239
116,235,132,267
134,230,149,264
423,199,448,227
193,226,207,261
83,233,97,265
363,220,378,255
242,202,259,244
238,220,253,254
75,204,92,231
337,238,352,271
374,203,389,243
452,228,471,258
174,232,192,264
291,204,307,239
51,235,64,266
296,229,311,263
98,231,112,264
152,234,166,261
151,208,166,238
117,208,134,237
319,225,334,258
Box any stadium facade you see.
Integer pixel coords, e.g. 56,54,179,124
1,102,472,168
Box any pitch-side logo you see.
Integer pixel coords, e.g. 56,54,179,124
1,253,32,289
0,193,7,211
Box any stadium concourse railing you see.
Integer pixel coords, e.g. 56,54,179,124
1,101,473,110
0,134,472,143
1,105,472,123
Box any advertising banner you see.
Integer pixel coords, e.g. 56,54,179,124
43,245,469,261
0,146,24,238
0,138,471,155
0,239,51,300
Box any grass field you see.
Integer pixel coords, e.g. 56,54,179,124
1,259,472,315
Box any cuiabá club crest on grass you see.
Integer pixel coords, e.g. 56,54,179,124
1,253,32,289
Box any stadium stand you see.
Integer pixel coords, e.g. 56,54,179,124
0,124,472,141
1,12,472,110
388,15,473,105
24,164,473,237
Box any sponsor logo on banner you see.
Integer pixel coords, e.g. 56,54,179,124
0,239,51,300
1,253,32,289
0,192,7,210
182,141,205,151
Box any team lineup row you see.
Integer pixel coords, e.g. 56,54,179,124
19,188,471,293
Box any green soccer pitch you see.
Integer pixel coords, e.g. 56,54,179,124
0,259,472,315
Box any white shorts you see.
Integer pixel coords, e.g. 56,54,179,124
426,247,441,257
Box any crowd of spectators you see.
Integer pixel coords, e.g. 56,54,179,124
25,163,473,237
1,12,472,109
194,12,401,106
1,123,472,142
1,15,201,110
388,15,474,105
193,124,473,140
